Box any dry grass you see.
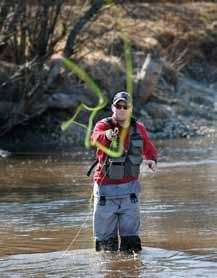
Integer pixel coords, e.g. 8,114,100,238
66,2,217,91
55,2,217,98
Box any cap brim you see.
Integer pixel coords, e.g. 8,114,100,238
113,98,129,105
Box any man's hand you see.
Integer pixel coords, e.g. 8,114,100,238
105,128,119,141
144,160,157,173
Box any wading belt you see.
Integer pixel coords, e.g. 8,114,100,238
98,193,138,206
87,159,98,177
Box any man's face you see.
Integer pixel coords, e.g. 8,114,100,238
112,100,132,122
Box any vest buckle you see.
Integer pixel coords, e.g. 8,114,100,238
130,193,138,203
99,196,106,206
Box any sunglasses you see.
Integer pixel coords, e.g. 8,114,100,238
114,104,130,110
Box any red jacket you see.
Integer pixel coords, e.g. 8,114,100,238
91,116,157,185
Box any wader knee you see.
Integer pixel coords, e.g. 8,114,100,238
96,236,118,252
120,235,142,253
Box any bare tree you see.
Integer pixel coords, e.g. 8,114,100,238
0,0,105,134
47,0,105,86
0,0,65,64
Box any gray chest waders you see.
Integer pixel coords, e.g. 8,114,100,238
92,119,143,252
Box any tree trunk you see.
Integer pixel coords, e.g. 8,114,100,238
46,0,105,87
136,54,162,103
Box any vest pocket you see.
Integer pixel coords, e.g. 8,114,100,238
130,139,143,155
125,155,143,177
107,156,126,180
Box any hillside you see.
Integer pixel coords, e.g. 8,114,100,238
0,1,217,151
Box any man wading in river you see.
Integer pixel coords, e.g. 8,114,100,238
89,91,157,253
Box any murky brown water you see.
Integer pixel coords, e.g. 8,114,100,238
0,137,217,277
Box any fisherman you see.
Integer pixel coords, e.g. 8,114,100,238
90,91,157,253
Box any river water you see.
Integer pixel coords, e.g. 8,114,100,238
0,136,217,277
